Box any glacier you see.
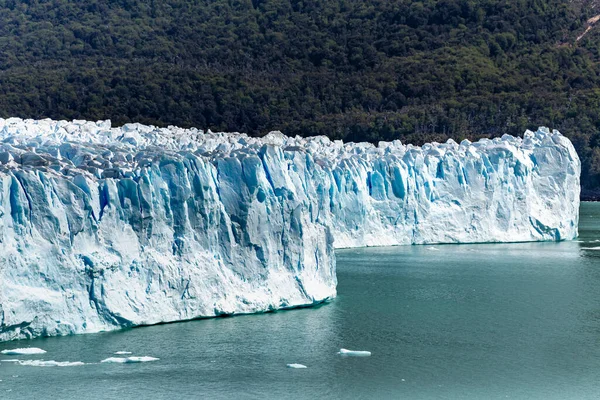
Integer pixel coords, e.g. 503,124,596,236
0,118,580,341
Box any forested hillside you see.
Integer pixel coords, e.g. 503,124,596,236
0,0,599,194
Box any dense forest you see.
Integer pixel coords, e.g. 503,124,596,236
0,0,600,195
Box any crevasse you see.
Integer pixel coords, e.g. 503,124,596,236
0,118,580,341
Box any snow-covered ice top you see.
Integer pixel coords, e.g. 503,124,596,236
0,118,580,174
0,118,580,341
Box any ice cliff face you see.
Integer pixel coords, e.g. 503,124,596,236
320,130,580,247
0,118,579,341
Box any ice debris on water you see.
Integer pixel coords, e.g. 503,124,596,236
0,119,580,341
16,360,85,367
114,351,132,355
101,356,159,363
1,348,46,355
286,363,307,369
338,348,372,357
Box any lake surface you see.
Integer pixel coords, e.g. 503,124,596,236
2,203,600,399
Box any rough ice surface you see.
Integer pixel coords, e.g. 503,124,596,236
1,348,46,355
101,356,159,363
286,363,307,368
0,118,580,341
338,349,372,357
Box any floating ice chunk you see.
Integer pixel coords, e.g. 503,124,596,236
114,351,133,355
1,348,46,355
581,246,600,250
17,360,85,367
286,363,307,369
0,360,19,362
338,348,371,357
101,356,159,363
427,246,440,251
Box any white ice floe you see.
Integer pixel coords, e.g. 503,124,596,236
101,356,159,363
338,348,372,357
114,351,132,355
16,360,85,367
286,363,307,369
581,246,600,250
1,348,46,355
427,246,440,251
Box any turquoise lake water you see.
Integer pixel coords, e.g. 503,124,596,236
1,202,600,399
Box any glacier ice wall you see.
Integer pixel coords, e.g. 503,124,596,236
318,130,580,247
0,118,579,341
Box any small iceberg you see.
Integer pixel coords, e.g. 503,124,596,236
581,246,600,250
286,363,307,369
427,246,440,251
1,348,46,355
16,360,85,367
101,356,159,364
114,351,132,355
338,348,371,357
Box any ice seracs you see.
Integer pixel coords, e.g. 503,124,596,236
0,118,336,341
0,118,580,341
